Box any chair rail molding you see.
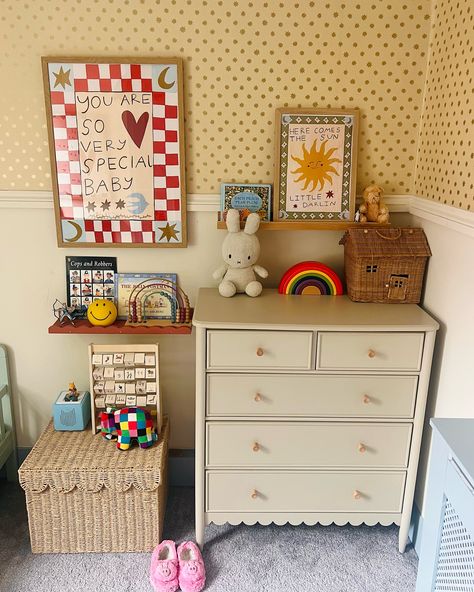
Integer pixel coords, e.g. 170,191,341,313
0,191,472,237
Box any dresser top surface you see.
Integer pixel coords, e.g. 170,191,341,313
193,288,439,331
431,419,474,480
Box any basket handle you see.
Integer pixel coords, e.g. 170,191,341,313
375,228,402,241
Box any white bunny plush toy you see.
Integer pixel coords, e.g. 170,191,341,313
213,209,268,297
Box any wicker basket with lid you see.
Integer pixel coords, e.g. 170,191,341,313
340,227,431,303
18,416,169,553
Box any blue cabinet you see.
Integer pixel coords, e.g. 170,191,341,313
416,419,474,591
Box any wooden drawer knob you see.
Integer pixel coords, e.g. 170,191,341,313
254,393,262,402
353,490,361,500
253,442,261,452
368,349,376,358
256,347,264,357
363,394,371,404
358,442,367,453
251,489,258,499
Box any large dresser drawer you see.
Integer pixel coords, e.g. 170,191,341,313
317,332,424,371
207,374,418,418
207,471,406,513
207,330,312,370
206,422,412,468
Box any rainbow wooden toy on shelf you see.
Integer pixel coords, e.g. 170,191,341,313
278,261,344,295
127,277,192,325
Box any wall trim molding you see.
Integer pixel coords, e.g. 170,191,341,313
1,191,472,237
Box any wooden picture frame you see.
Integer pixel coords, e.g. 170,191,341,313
42,56,187,248
274,108,359,223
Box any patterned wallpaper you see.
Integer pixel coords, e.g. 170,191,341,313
415,0,473,211
0,0,431,195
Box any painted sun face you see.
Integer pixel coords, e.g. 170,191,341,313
291,140,342,192
87,299,117,326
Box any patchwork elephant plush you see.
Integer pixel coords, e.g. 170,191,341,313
100,406,157,450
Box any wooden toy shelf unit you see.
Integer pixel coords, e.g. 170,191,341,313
88,343,162,434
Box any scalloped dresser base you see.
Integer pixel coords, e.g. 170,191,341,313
206,513,401,527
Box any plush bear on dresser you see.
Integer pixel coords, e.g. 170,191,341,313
358,184,390,224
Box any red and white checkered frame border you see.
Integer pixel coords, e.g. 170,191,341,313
48,61,183,244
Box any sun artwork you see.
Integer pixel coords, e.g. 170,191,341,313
291,140,342,192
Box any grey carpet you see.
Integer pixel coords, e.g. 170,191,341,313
0,481,418,592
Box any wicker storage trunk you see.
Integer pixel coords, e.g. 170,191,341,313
340,227,431,303
18,416,169,553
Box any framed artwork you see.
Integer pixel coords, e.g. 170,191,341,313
274,108,359,223
220,183,272,222
42,57,187,248
115,273,177,320
66,256,117,316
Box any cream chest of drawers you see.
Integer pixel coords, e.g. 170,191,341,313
193,288,438,551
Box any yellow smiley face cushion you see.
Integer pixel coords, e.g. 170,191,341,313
87,299,118,327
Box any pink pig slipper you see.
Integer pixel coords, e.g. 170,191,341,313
150,540,179,592
177,541,206,592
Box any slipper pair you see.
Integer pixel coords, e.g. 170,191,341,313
150,540,205,592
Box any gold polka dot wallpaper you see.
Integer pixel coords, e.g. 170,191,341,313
0,0,435,197
415,0,473,211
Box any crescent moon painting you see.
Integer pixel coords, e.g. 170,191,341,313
64,220,84,242
157,66,175,90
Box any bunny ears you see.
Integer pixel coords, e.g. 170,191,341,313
225,209,261,235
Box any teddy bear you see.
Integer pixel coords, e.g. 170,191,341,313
213,209,268,297
358,184,390,224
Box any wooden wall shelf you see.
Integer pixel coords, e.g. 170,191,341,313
48,318,193,335
216,219,391,231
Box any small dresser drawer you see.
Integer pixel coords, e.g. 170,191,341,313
207,374,418,418
207,471,406,513
317,332,424,371
207,330,312,370
206,422,412,468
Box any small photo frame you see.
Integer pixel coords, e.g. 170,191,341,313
220,183,272,222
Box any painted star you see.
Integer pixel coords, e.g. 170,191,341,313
86,201,96,213
100,199,111,211
159,222,179,242
53,66,71,89
293,204,298,208
116,199,126,210
326,190,334,198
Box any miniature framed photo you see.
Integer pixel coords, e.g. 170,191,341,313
220,183,272,222
274,108,359,223
42,57,187,248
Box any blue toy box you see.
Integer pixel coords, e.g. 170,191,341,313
53,390,91,431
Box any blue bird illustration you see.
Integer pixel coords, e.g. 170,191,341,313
127,193,149,215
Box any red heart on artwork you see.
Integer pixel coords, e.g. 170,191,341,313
121,111,149,148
